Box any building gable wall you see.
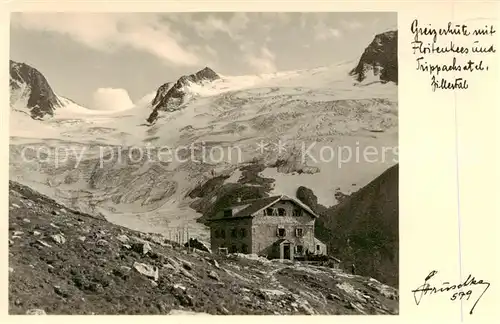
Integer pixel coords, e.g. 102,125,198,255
256,200,315,218
251,200,316,257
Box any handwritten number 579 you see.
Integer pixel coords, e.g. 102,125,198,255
451,290,473,301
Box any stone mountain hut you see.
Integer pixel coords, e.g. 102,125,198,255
207,194,327,260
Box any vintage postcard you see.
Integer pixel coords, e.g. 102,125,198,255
1,1,498,322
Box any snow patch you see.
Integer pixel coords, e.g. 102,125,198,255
231,253,271,264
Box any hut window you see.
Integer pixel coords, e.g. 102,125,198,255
278,208,286,216
231,228,237,238
241,244,248,253
240,228,246,238
316,244,320,251
230,244,237,253
295,228,303,237
265,208,275,216
220,229,226,239
293,208,302,216
277,228,286,237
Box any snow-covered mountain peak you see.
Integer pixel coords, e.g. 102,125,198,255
350,30,398,84
10,60,63,119
146,66,221,123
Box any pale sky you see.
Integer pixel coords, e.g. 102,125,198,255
10,12,396,110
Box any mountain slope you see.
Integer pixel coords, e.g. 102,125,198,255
10,60,63,119
9,181,398,315
314,164,399,287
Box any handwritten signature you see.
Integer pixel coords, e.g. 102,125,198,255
412,270,490,315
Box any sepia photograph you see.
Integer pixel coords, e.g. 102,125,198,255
9,12,399,315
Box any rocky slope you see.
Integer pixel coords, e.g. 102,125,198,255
313,164,399,287
350,30,398,84
10,60,62,119
147,67,220,124
9,181,398,315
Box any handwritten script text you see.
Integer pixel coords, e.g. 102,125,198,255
410,19,496,92
412,270,490,315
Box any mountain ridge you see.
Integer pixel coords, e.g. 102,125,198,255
9,30,397,121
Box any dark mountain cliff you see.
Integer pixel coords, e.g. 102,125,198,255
151,82,174,108
9,60,62,119
350,30,398,84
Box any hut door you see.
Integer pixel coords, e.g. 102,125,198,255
283,243,291,260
